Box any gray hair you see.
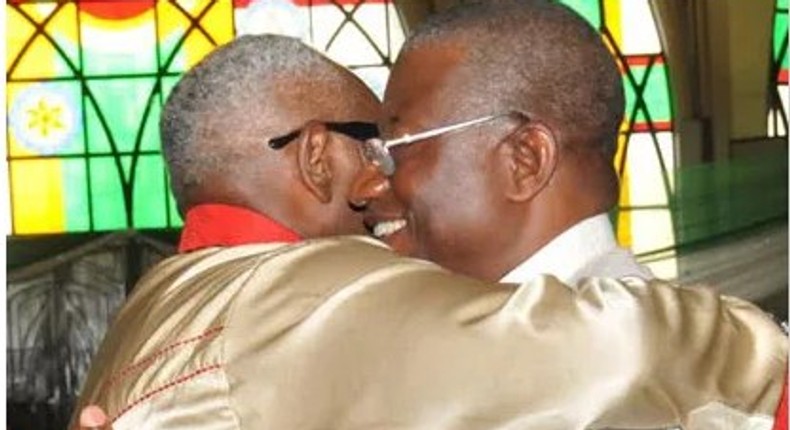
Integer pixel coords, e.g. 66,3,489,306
403,0,624,157
160,34,344,206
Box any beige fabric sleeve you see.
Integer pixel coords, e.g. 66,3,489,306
224,237,787,430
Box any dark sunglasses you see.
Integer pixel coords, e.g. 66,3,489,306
268,121,380,149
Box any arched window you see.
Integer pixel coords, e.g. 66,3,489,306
5,0,405,235
559,0,677,277
769,0,788,137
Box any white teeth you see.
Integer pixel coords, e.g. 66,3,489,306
373,219,407,238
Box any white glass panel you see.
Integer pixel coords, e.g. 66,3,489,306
352,66,389,99
308,4,347,51
641,250,679,280
234,0,309,39
340,4,389,57
325,22,382,65
387,3,406,59
620,0,662,55
657,131,675,192
630,208,676,259
80,13,157,75
624,132,674,206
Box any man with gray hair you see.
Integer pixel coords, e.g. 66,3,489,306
71,32,785,430
69,33,386,428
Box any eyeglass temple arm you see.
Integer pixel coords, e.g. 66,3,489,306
382,115,500,149
268,131,300,149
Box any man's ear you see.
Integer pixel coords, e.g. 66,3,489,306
502,122,559,202
296,121,333,203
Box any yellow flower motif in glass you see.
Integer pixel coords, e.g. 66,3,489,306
27,98,64,138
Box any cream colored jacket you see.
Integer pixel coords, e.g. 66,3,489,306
72,237,787,429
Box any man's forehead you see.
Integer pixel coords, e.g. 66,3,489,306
384,43,469,129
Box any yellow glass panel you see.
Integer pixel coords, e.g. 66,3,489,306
156,0,185,33
8,3,78,79
11,159,65,234
45,2,79,59
180,31,220,72
184,1,234,70
199,0,234,46
158,0,233,72
157,0,192,67
12,37,58,79
603,0,623,51
6,7,37,73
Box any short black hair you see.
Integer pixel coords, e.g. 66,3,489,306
404,0,624,157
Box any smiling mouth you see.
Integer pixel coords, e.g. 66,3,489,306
372,219,407,238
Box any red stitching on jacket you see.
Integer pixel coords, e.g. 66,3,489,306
103,326,224,392
110,363,223,423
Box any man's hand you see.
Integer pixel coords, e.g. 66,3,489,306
79,405,109,430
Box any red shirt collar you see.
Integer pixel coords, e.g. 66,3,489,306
178,204,302,253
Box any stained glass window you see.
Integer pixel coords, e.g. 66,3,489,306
5,0,404,236
559,0,677,277
769,0,788,137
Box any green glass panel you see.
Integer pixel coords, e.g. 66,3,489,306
85,99,111,154
89,156,126,230
121,155,133,182
633,108,647,126
132,154,167,228
85,78,157,153
141,100,162,152
778,0,788,11
557,0,601,29
623,77,636,124
622,65,648,125
621,63,671,129
773,13,788,68
642,64,672,124
63,158,89,232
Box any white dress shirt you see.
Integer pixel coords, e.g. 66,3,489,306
500,213,653,284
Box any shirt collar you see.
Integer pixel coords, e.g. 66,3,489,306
499,213,617,284
178,204,302,253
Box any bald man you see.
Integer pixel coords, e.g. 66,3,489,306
71,34,785,430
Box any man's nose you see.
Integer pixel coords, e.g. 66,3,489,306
349,163,391,210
